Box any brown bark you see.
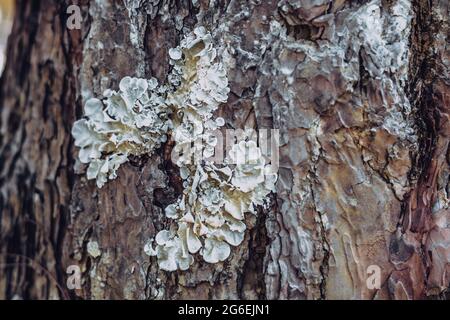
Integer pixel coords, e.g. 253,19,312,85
0,0,448,300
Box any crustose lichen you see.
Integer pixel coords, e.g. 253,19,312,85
72,27,277,271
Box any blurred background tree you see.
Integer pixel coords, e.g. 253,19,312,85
0,0,13,71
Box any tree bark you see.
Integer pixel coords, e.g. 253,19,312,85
0,0,448,300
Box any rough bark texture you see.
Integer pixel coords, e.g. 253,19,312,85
0,0,448,300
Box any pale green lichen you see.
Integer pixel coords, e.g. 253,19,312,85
72,26,278,271
87,240,102,258
72,76,171,188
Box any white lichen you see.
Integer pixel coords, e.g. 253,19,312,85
72,76,171,187
72,26,278,271
87,240,102,258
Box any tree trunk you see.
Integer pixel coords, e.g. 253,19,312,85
0,0,448,300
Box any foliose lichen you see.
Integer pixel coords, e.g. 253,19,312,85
72,76,172,188
72,26,278,271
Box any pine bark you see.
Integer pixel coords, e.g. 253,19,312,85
0,0,448,300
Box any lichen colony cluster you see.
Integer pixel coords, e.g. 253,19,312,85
72,27,277,271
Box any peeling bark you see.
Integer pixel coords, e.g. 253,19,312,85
0,0,448,300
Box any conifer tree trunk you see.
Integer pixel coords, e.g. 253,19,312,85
0,0,448,300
